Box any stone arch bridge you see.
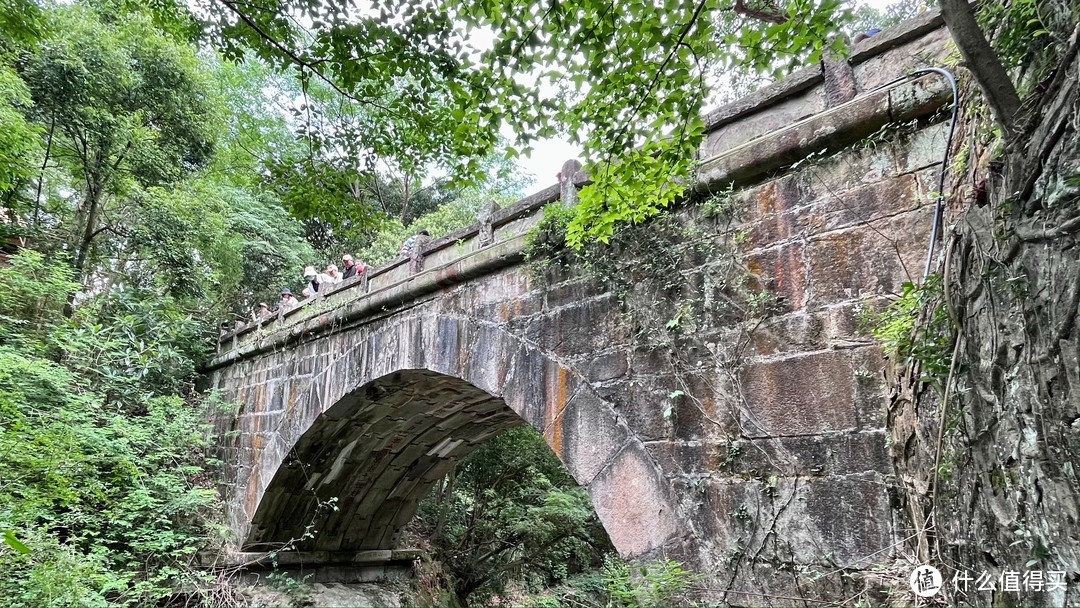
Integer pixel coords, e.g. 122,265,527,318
207,12,956,601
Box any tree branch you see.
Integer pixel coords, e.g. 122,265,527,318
732,0,787,24
939,0,1022,138
215,0,401,118
613,0,710,149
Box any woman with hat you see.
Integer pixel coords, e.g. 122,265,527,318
280,288,299,310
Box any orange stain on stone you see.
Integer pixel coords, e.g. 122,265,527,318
756,182,780,218
546,365,570,455
748,257,763,276
247,434,263,516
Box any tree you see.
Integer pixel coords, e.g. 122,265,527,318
938,0,1021,137
0,66,39,210
415,426,613,606
197,0,850,248
358,187,523,265
18,5,218,284
0,0,44,224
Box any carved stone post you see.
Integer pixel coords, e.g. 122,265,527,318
821,40,857,107
559,159,583,206
218,322,230,354
477,200,500,247
408,233,432,273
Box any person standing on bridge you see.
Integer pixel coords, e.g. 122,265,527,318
303,265,325,294
252,302,270,321
398,230,430,258
324,263,343,284
341,254,364,279
279,288,299,310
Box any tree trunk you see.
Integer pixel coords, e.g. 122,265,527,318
939,0,1022,138
65,185,103,315
399,178,411,223
32,111,56,228
72,187,101,283
887,19,1080,607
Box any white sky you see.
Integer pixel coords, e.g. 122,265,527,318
512,0,897,186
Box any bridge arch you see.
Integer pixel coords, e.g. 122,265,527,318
223,308,680,559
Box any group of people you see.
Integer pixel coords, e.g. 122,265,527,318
253,254,367,320
253,230,433,322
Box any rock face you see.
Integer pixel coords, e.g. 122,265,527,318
886,15,1080,607
206,14,957,605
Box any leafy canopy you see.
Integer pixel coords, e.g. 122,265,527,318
199,0,853,246
21,5,218,192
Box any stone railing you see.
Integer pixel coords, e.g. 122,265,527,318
213,8,953,364
215,159,588,356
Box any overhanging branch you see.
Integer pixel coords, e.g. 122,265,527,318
215,0,401,118
939,0,1022,138
732,0,787,24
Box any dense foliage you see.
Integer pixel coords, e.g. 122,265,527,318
0,250,223,607
414,426,613,606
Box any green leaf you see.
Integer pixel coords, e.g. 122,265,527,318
2,530,30,554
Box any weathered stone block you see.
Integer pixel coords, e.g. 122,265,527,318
805,173,921,235
715,431,891,477
702,92,824,160
526,296,626,358
829,431,892,475
776,474,896,565
806,206,933,307
743,242,808,311
557,391,628,485
747,311,827,357
851,24,952,91
544,278,608,308
464,324,516,397
739,350,856,437
579,350,629,383
735,173,808,244
501,345,580,432
610,378,671,442
721,435,831,477
669,370,732,442
897,120,950,174
588,444,678,558
851,345,888,430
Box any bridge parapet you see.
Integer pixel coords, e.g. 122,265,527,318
216,162,587,355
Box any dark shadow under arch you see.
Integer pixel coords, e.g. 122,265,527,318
245,369,527,553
